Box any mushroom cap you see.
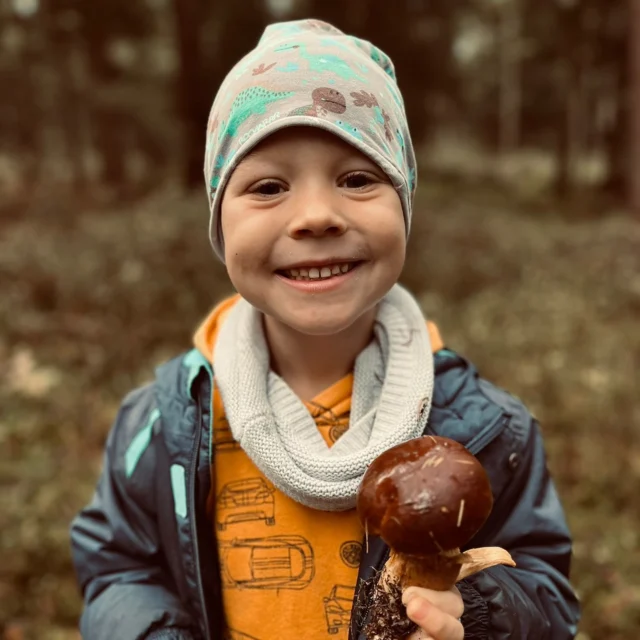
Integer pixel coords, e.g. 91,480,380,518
356,436,494,556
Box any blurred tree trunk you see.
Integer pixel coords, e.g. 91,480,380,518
555,64,588,197
79,0,155,197
173,0,208,189
57,36,91,194
553,4,590,197
604,88,626,197
628,0,640,213
346,0,369,33
554,74,573,197
85,60,128,194
596,2,628,199
18,15,44,190
498,0,522,157
34,3,66,187
38,5,92,194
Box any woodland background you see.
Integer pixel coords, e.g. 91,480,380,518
1,0,639,638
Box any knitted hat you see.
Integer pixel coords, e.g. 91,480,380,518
203,19,417,262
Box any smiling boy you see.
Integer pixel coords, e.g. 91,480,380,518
71,19,580,640
220,127,405,401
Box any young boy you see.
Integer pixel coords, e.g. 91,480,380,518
70,19,580,640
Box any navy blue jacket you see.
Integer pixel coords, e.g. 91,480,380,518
70,347,580,639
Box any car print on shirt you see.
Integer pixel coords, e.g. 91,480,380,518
329,422,348,443
219,535,315,590
323,584,356,634
216,478,276,531
307,400,349,444
339,540,363,568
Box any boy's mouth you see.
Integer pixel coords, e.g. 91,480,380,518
277,261,362,281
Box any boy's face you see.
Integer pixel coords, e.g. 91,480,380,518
220,127,406,336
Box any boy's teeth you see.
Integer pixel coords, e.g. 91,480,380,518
284,262,356,280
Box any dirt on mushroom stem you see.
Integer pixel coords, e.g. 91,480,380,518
364,574,418,640
362,546,515,639
362,550,463,640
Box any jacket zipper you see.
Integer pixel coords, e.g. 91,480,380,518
190,397,211,640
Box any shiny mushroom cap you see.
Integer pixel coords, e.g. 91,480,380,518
356,436,494,556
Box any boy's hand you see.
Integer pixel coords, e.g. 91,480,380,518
402,586,464,640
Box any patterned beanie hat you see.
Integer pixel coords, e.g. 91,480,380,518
204,19,417,262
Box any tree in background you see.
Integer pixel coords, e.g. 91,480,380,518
0,0,161,200
495,0,523,158
76,0,158,197
473,0,628,198
172,0,208,189
627,0,640,214
173,0,270,188
0,0,637,211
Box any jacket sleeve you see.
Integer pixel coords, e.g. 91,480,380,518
459,418,580,639
70,384,198,640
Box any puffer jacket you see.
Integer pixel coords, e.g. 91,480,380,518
70,347,581,640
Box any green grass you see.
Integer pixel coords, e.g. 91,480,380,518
1,184,638,639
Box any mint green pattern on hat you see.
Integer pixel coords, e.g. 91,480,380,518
203,19,417,263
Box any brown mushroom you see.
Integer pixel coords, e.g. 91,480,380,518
356,435,515,639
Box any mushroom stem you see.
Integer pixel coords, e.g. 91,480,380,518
380,546,516,593
381,549,465,592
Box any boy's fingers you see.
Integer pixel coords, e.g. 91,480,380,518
405,596,464,640
402,586,464,619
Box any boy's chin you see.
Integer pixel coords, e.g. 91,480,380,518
275,310,364,338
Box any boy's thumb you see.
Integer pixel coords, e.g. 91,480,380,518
401,587,420,606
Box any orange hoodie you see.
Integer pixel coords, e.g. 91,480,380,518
193,295,443,640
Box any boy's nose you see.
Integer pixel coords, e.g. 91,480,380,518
287,199,347,239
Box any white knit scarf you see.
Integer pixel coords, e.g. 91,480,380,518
213,284,434,511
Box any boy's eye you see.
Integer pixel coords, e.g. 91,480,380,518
252,180,285,196
342,172,375,189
